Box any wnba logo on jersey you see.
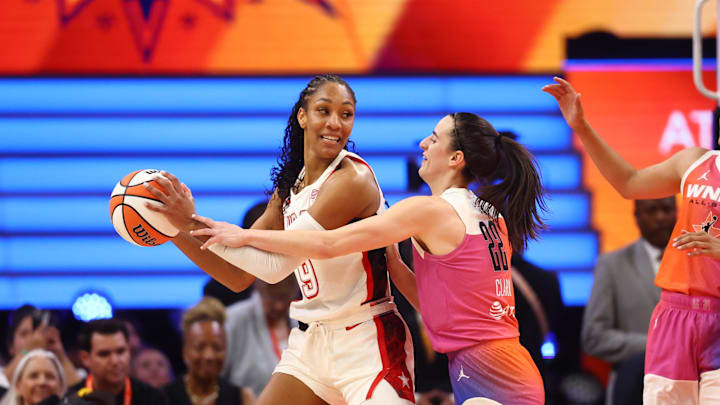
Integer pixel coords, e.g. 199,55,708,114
489,301,515,320
692,212,720,237
686,184,720,202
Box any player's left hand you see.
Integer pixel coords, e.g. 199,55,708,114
673,229,720,258
190,214,248,250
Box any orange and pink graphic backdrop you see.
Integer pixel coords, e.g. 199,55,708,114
0,0,715,74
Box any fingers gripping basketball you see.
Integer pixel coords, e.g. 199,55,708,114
110,169,179,246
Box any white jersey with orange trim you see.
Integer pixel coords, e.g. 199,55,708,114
283,149,392,323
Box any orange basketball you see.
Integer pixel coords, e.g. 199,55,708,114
109,169,179,247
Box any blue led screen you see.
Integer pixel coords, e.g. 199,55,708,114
0,76,595,308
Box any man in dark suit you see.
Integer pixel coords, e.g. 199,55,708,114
582,197,676,405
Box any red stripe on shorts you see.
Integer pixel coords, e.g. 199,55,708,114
366,313,415,402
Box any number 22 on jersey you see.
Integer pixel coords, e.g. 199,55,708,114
479,220,509,271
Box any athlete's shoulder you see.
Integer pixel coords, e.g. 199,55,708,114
392,195,456,217
339,153,374,178
675,147,712,172
310,153,380,224
324,154,377,193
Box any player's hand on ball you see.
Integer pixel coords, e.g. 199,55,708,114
190,214,249,250
144,171,197,233
673,229,720,259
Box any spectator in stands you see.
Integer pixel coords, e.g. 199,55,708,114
67,319,168,405
222,276,298,396
165,297,255,405
130,348,173,390
0,349,65,405
3,306,82,390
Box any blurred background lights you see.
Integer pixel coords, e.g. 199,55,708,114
541,332,557,360
72,292,113,322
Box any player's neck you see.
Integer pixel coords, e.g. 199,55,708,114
303,153,335,187
428,175,468,196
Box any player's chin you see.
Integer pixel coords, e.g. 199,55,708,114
319,143,344,158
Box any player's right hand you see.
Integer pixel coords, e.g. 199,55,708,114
144,171,197,234
542,77,587,131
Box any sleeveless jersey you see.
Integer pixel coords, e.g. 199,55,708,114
283,149,392,323
411,188,519,354
655,150,720,298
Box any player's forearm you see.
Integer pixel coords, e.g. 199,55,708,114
245,228,347,259
387,257,420,312
573,120,638,198
173,232,255,292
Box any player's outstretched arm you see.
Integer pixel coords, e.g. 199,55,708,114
195,196,439,260
543,77,705,199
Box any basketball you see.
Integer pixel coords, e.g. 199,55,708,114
109,169,179,246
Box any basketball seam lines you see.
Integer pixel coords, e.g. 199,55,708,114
120,169,142,187
116,194,164,204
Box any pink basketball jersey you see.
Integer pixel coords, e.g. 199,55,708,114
656,150,720,298
412,188,519,353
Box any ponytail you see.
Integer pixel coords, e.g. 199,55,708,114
450,113,547,252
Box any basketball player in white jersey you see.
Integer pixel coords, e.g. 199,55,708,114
145,75,415,405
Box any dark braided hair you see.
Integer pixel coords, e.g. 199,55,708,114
449,112,547,253
270,74,357,210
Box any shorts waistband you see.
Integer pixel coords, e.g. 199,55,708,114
660,290,720,312
297,300,396,332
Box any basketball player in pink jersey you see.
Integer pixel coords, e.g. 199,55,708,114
145,75,415,405
191,112,548,405
544,77,720,404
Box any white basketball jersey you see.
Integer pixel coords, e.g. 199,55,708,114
283,149,391,323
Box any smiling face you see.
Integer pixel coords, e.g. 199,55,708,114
297,82,355,161
183,320,226,382
17,356,62,405
418,115,461,184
